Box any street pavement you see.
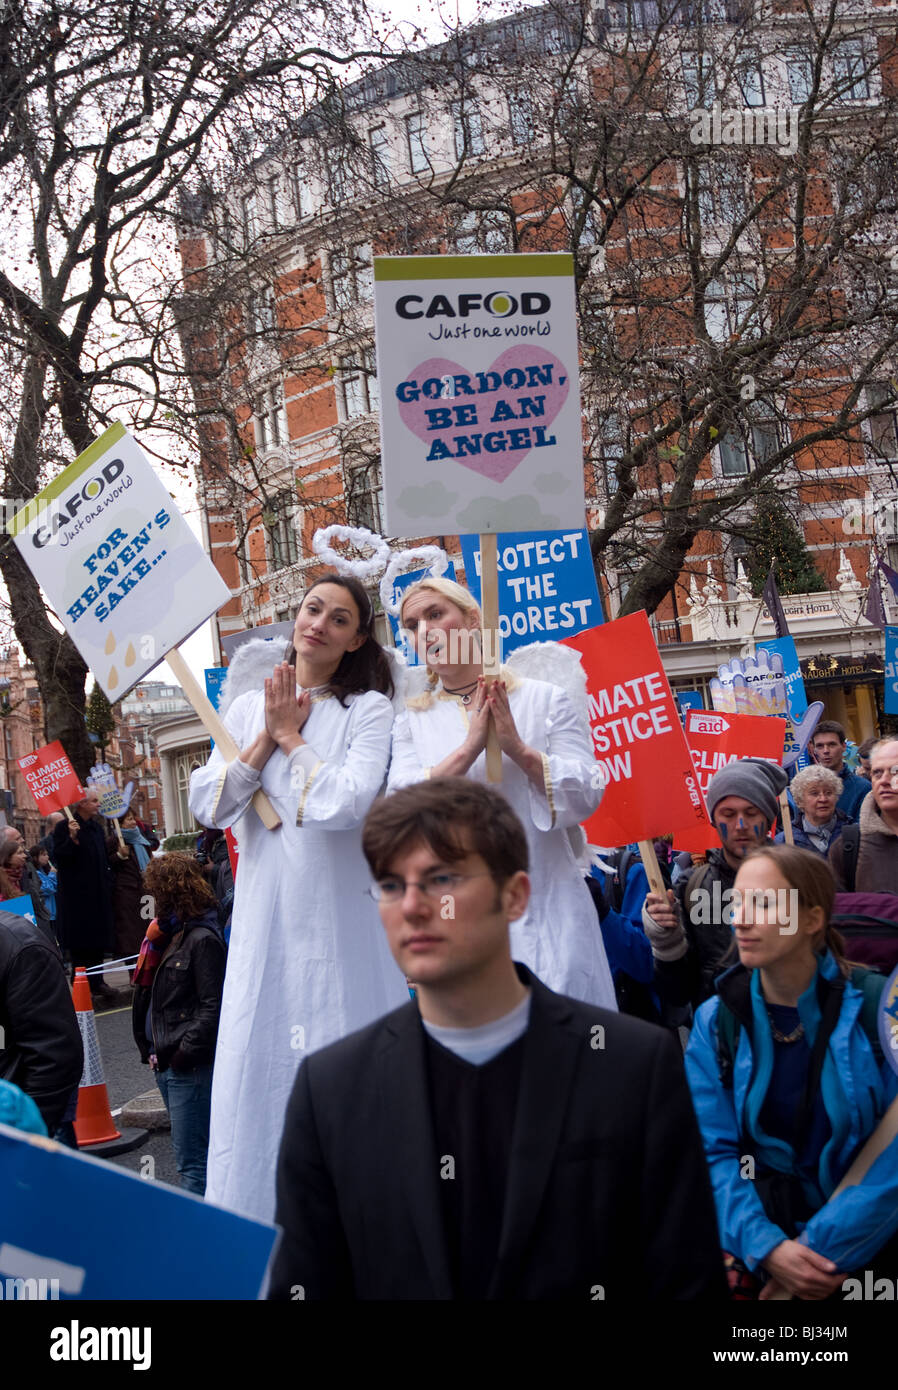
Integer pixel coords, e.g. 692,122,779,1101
94,967,180,1189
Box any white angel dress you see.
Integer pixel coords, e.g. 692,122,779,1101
388,655,617,1011
189,660,408,1224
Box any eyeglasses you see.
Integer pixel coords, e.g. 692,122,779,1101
367,871,493,903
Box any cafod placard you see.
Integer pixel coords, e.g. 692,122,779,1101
10,424,230,701
374,254,586,537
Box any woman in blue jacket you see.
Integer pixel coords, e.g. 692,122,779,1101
685,843,898,1300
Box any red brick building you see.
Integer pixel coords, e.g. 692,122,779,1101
178,0,898,738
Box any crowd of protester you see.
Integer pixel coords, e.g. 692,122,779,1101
1,578,897,1301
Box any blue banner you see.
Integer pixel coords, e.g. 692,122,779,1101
458,529,601,658
0,1121,277,1299
676,691,704,715
0,895,35,923
204,667,228,751
886,626,898,715
756,635,808,721
386,563,457,667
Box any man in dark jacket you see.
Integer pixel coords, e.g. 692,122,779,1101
269,778,724,1302
52,790,115,999
643,758,789,1013
0,907,83,1132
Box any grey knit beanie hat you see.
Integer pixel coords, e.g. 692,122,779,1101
706,757,789,826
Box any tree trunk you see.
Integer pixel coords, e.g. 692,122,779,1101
618,532,696,619
0,539,93,779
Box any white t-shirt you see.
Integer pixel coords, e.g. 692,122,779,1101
421,991,531,1066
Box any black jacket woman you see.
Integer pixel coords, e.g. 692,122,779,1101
132,853,225,1196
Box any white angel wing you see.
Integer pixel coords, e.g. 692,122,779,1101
505,641,590,731
383,645,430,714
218,637,289,717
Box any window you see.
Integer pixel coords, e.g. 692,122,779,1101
326,146,349,204
452,101,485,160
329,244,373,314
683,53,716,109
241,194,256,248
598,412,625,495
453,210,510,256
174,749,209,834
703,272,758,342
339,349,378,419
867,385,898,462
264,491,299,570
508,89,536,145
571,185,600,248
785,49,814,104
345,460,383,532
248,287,277,336
293,169,308,220
833,38,870,102
697,161,748,227
254,384,287,451
369,125,391,186
405,112,429,173
266,175,280,230
718,409,780,478
737,60,765,108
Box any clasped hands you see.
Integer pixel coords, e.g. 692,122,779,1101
463,677,526,761
264,662,313,749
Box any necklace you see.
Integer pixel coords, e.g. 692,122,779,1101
767,1010,804,1044
442,679,479,705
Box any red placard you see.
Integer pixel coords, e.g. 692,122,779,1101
17,741,84,813
676,710,787,853
562,614,710,846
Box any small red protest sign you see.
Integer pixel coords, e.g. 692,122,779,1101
18,741,84,813
563,613,710,846
676,709,787,853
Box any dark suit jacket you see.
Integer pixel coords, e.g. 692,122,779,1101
269,965,725,1300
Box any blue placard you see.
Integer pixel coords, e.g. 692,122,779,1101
756,634,808,721
879,962,898,1076
0,1121,277,1300
204,667,228,751
886,627,898,715
676,691,704,714
458,529,601,658
1,895,36,924
386,563,457,667
204,667,228,709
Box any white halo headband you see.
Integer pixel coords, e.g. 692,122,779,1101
312,526,391,584
379,547,450,619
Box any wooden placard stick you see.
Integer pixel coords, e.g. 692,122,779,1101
63,806,76,823
762,1095,898,1300
111,816,126,850
166,647,281,830
479,532,503,784
779,790,793,845
637,839,668,898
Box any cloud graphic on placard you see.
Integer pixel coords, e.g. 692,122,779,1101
534,472,571,492
397,482,459,517
456,494,563,532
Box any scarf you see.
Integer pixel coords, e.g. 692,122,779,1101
5,862,23,891
121,824,151,871
132,915,180,988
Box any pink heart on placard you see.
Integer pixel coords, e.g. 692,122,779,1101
397,346,569,483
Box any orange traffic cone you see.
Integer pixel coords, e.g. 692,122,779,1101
71,967,122,1147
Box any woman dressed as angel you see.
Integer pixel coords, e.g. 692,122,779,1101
390,575,616,1010
189,572,408,1224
